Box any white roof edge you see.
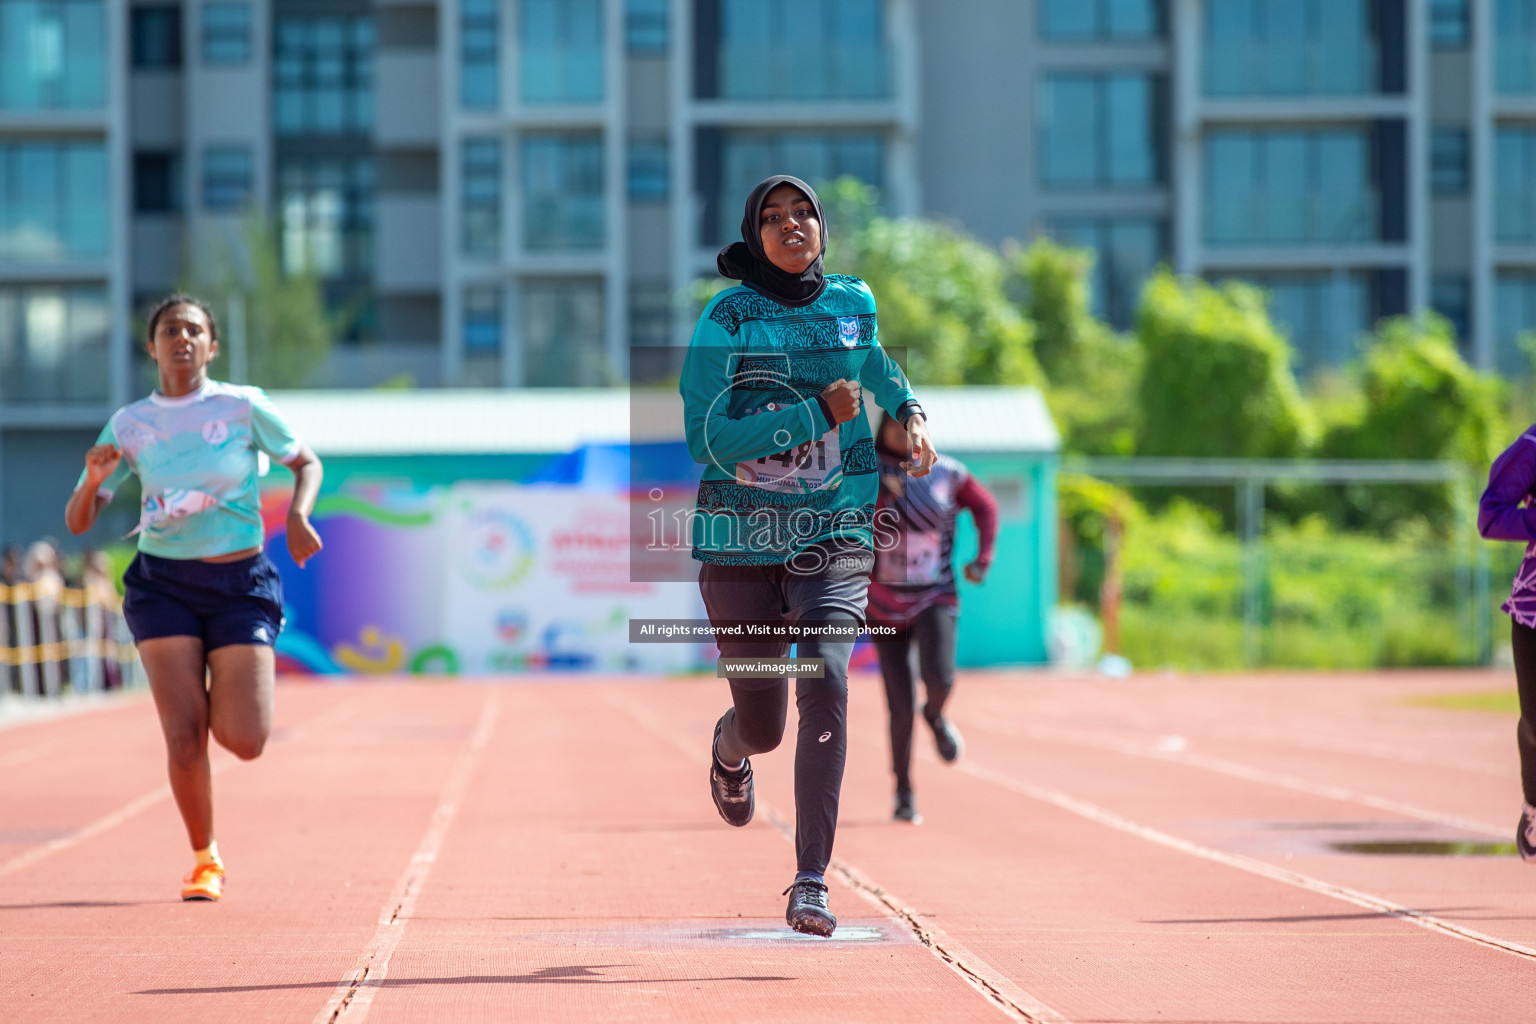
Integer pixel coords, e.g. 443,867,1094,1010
265,386,1059,457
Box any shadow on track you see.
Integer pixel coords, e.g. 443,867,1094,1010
0,900,161,910
1147,905,1487,925
135,964,796,995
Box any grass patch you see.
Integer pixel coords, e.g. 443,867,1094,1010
1097,501,1504,671
1406,690,1519,715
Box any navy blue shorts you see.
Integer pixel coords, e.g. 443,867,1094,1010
122,551,285,651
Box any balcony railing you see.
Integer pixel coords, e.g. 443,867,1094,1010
1203,194,1380,247
1497,36,1536,95
520,49,604,105
717,45,890,102
1497,193,1536,244
1204,41,1379,98
524,197,605,251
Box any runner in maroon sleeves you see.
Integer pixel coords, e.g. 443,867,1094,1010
867,413,998,823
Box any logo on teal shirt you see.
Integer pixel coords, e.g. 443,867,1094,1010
836,317,860,346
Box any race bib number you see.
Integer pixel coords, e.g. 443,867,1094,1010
736,430,841,493
903,530,943,585
131,488,221,536
874,528,943,585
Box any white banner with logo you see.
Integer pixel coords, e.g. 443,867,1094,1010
439,485,705,674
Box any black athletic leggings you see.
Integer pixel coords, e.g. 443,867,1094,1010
1510,620,1536,804
874,604,956,794
715,611,858,876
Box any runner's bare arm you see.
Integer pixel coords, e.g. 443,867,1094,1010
904,415,935,478
284,444,324,567
65,444,121,535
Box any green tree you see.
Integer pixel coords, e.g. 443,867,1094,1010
1008,238,1140,454
1135,271,1311,459
822,178,1041,387
182,211,335,389
1316,314,1500,531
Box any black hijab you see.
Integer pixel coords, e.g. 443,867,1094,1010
716,175,827,308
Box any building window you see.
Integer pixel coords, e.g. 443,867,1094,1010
201,2,250,65
1498,0,1536,94
1046,219,1164,329
202,145,252,211
274,16,373,136
1204,0,1378,97
134,152,182,213
1204,129,1377,246
460,0,497,110
1497,273,1536,373
629,280,670,346
1431,274,1471,345
1431,128,1469,196
1431,0,1470,47
463,285,501,386
700,129,885,245
1040,73,1161,189
0,141,108,261
0,0,105,110
1496,128,1536,243
520,0,603,105
522,278,607,385
1230,272,1371,371
626,0,667,52
702,0,888,101
522,134,604,251
627,138,669,203
278,156,374,278
0,286,110,403
131,4,181,69
464,286,501,354
1499,273,1536,373
1039,0,1161,40
461,138,501,257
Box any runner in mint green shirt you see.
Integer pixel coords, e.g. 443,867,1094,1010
64,294,323,902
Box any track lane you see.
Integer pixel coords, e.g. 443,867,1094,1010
339,682,1023,1024
0,682,490,1024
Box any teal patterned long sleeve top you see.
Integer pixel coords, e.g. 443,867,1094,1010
679,274,919,565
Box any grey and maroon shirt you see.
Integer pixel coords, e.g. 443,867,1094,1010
1479,426,1536,627
867,451,998,624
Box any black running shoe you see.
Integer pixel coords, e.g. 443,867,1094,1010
710,716,754,827
1519,804,1536,862
893,790,922,824
923,704,964,763
783,877,836,936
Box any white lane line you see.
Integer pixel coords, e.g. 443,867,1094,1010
0,782,178,880
969,720,1507,836
0,741,51,767
1035,712,1506,780
0,688,149,734
959,760,1536,964
609,692,1068,1024
0,695,359,881
314,691,501,1024
759,805,1068,1024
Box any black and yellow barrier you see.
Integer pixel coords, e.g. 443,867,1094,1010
0,583,142,695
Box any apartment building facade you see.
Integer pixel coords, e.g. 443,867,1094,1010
2,0,1534,546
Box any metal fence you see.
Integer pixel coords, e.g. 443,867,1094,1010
1062,457,1490,668
1,583,143,696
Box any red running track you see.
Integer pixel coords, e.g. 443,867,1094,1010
1,668,1533,1023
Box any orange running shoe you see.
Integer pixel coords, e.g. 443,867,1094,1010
181,862,225,901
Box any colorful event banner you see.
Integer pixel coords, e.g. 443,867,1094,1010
263,483,708,675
